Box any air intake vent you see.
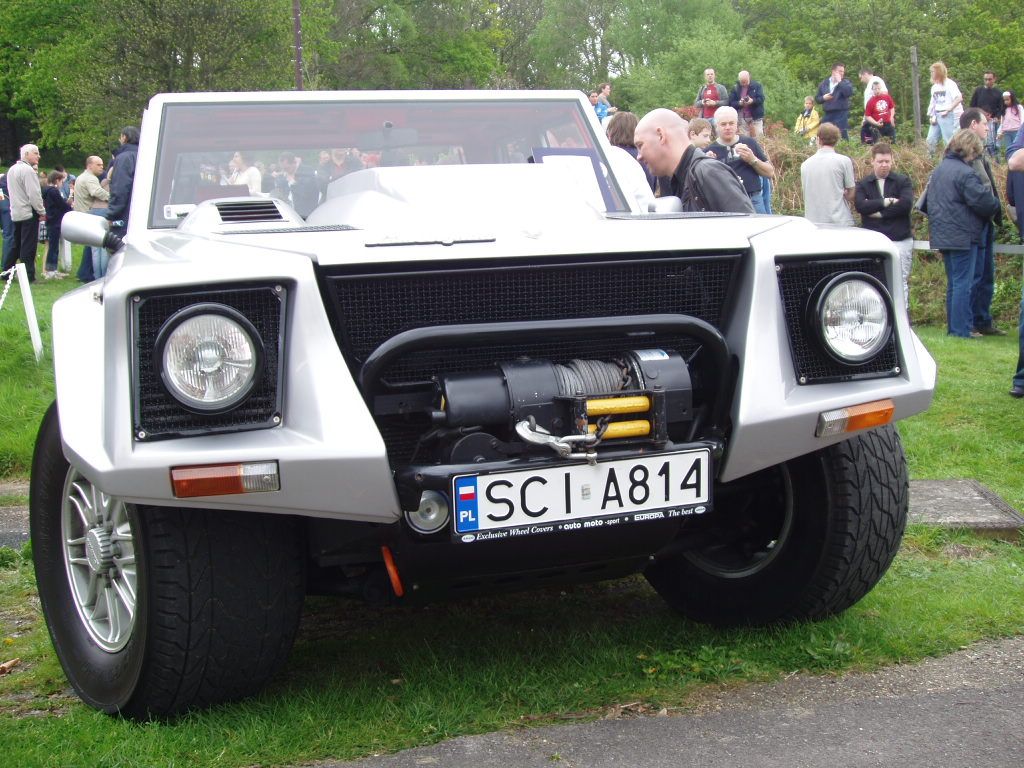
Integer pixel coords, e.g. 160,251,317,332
215,200,284,224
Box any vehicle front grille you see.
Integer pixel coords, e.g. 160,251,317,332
132,286,285,440
776,255,901,384
321,253,741,462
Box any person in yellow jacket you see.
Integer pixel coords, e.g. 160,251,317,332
794,96,821,144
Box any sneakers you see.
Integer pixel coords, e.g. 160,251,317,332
975,325,1007,336
969,330,983,338
42,270,58,280
1011,386,1024,399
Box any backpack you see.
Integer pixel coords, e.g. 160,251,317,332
682,154,747,212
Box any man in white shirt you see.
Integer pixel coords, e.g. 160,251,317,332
859,68,888,109
800,123,855,226
2,143,45,283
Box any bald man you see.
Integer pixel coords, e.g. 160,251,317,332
634,108,753,213
73,155,111,282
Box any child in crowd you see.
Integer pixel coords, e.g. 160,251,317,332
688,117,714,149
42,170,72,279
998,90,1022,160
794,96,820,144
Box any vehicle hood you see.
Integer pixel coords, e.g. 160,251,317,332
164,164,798,266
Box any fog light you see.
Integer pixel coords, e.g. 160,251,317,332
405,490,450,534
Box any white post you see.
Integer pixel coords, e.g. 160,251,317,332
15,263,44,362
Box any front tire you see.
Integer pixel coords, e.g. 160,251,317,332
30,403,305,718
646,425,907,626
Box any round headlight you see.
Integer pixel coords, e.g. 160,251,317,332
156,305,263,412
812,274,892,364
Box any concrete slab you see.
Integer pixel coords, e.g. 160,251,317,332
0,506,29,550
909,479,1024,541
0,481,29,497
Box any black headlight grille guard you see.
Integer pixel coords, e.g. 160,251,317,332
319,252,742,463
775,255,901,384
131,284,286,441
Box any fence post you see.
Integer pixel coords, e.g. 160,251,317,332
911,45,922,143
14,263,44,362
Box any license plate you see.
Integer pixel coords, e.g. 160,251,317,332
452,449,711,543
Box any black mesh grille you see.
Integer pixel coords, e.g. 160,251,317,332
214,200,283,223
776,256,901,384
133,286,285,440
322,254,741,462
326,255,739,377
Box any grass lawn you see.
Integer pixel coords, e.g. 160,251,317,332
899,326,1024,512
0,527,1022,767
0,249,1021,767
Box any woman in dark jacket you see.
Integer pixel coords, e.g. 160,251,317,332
42,170,72,278
923,130,1000,337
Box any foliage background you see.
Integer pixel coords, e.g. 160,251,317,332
1,0,1022,163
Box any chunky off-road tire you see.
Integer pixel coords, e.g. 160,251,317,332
30,403,305,718
646,425,908,626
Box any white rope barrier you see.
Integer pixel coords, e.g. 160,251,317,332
0,263,44,362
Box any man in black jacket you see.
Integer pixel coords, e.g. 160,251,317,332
728,71,766,138
635,108,753,214
854,143,914,310
969,71,1004,161
106,126,139,241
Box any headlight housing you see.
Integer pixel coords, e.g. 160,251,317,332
809,273,892,365
155,304,264,413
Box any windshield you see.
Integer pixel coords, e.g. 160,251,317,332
150,96,626,227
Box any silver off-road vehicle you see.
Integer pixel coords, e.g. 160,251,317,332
32,90,935,718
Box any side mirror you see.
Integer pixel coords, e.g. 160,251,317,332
60,211,123,252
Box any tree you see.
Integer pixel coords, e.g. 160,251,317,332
620,19,809,125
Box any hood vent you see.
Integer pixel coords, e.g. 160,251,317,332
215,200,285,224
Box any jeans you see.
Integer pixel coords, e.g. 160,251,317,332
927,113,959,153
760,176,773,215
971,222,996,330
749,190,768,214
1014,292,1024,389
89,208,109,278
45,222,62,271
822,112,850,141
0,202,13,267
986,119,999,159
1001,130,1019,159
5,214,39,281
943,246,979,337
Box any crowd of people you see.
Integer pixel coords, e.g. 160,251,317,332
0,126,138,283
1,69,1022,396
594,65,1024,399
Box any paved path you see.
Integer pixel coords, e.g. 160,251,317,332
315,636,1024,768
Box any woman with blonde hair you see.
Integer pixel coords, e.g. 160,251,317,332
926,62,964,155
921,129,999,337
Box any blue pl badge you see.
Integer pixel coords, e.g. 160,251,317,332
454,477,479,531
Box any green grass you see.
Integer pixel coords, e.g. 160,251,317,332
898,326,1024,512
0,529,1021,767
0,247,84,477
